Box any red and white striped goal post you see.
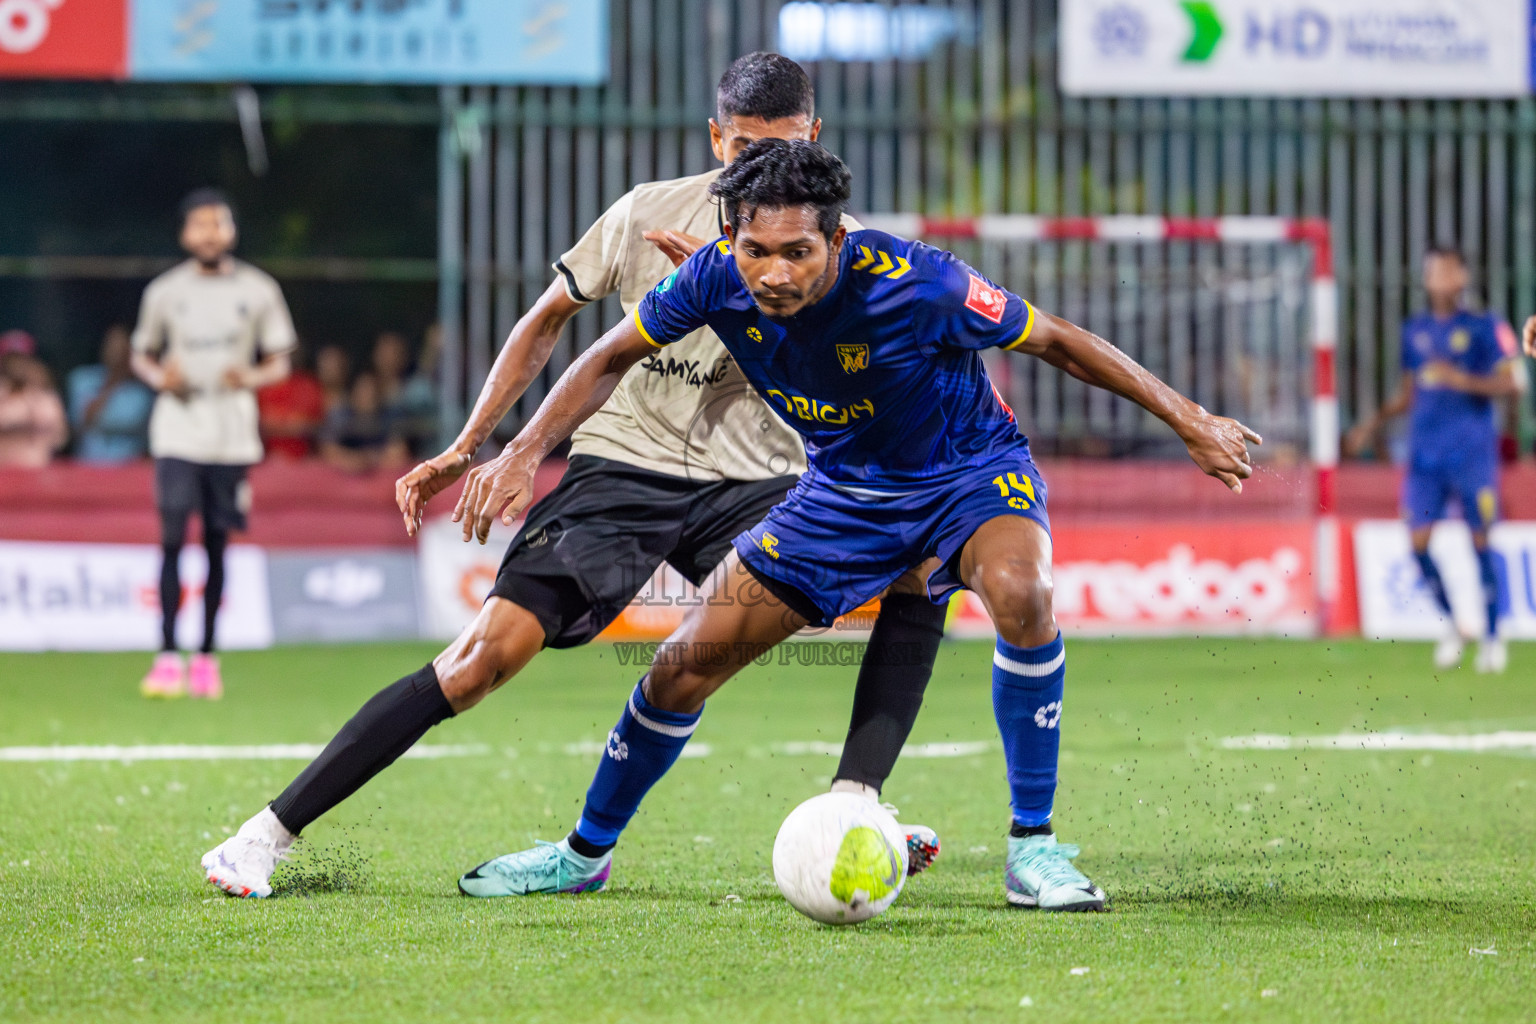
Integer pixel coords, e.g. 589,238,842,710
859,214,1341,630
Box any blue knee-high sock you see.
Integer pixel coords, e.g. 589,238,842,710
1413,551,1454,619
992,632,1066,828
1474,547,1502,638
572,679,701,850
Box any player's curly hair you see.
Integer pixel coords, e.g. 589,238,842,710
709,139,852,241
717,52,814,123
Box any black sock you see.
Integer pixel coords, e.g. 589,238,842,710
201,531,227,654
269,664,455,834
833,593,947,792
565,831,614,858
159,542,181,652
1010,821,1054,838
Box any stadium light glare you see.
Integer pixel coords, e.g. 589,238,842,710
778,2,966,62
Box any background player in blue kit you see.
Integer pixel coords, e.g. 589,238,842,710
1348,247,1526,674
451,141,1259,912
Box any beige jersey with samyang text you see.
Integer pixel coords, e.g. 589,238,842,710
131,259,296,465
556,169,858,483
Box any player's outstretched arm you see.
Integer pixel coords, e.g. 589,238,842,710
396,279,583,536
452,316,655,543
1343,370,1412,459
1018,309,1261,492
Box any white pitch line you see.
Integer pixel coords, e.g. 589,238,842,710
1,736,995,765
1221,731,1536,753
0,743,489,763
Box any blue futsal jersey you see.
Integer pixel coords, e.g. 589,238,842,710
634,230,1035,492
1401,310,1512,472
634,229,1049,623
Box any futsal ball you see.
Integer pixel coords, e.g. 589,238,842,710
772,792,909,925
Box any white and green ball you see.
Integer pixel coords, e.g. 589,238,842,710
772,792,908,924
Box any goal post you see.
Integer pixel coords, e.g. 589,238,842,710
858,214,1341,633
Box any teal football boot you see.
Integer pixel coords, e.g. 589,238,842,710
459,839,611,898
1004,834,1105,911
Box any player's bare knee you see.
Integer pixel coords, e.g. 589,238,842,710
433,641,507,712
976,558,1056,648
643,657,719,714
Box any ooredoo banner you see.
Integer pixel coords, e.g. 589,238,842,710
0,540,272,650
948,522,1316,637
1060,0,1531,97
1353,519,1536,640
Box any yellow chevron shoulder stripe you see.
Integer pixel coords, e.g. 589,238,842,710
1002,301,1037,351
715,239,732,255
632,305,664,348
887,255,912,280
851,246,877,271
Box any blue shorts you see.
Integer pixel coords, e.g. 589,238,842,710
1401,462,1499,532
732,453,1050,626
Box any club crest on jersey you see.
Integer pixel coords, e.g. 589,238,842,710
747,326,763,343
965,275,1007,324
836,343,870,374
1450,329,1470,353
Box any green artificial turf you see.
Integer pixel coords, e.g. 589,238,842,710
1,638,1532,1022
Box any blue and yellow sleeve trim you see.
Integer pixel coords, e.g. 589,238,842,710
1001,301,1037,351
632,305,665,348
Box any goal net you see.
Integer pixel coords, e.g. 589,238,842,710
858,214,1341,631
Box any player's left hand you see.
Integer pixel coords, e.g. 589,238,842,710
642,229,707,268
452,447,539,544
1179,411,1262,494
222,366,251,390
395,449,474,537
1522,315,1535,358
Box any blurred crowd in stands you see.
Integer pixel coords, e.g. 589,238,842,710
0,324,440,471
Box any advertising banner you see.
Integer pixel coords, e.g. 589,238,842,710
1353,519,1536,640
948,522,1316,638
0,540,272,651
128,0,606,83
416,513,516,640
1060,0,1531,97
415,514,878,643
266,548,421,643
0,0,127,78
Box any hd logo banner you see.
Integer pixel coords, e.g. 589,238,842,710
128,0,606,83
1060,0,1531,97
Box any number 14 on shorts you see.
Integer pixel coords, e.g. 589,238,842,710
992,472,1035,510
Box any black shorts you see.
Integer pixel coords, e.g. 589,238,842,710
489,455,797,648
155,457,251,538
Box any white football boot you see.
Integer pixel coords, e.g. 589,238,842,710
1433,628,1465,670
1474,638,1508,675
201,807,294,898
